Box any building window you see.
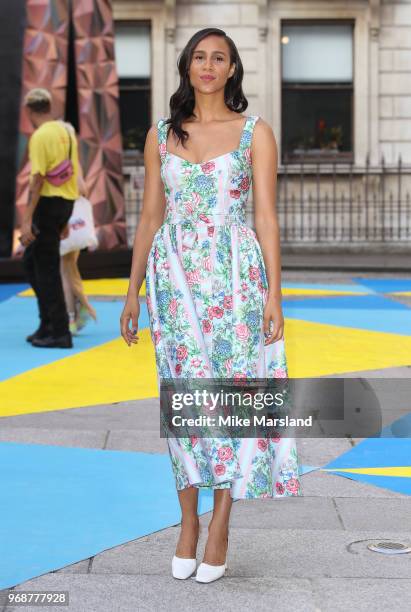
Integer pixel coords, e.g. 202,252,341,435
281,21,354,163
114,21,151,160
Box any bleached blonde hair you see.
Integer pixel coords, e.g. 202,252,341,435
24,88,52,113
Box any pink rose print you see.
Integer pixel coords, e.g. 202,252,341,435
234,372,247,380
190,436,198,447
230,189,241,199
241,281,248,291
201,161,215,174
176,345,188,361
185,269,201,285
175,363,182,376
244,147,252,165
162,262,170,270
236,323,250,341
274,367,287,378
217,446,234,461
153,330,161,345
203,256,212,271
275,481,285,495
198,370,206,377
207,306,214,319
214,464,226,476
184,201,194,215
169,298,178,317
153,264,157,273
207,226,215,237
286,478,300,494
146,295,152,310
257,280,264,293
191,358,201,367
223,295,233,309
240,176,250,191
241,294,247,301
212,306,224,318
225,358,233,374
271,432,281,443
192,192,201,206
199,213,210,223
257,439,268,452
202,319,212,333
154,246,159,260
159,143,166,157
248,266,260,281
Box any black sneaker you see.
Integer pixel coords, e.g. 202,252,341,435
31,333,73,349
26,325,52,343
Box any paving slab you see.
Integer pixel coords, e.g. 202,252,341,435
312,578,411,612
1,574,317,612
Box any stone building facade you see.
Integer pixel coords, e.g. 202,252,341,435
113,0,411,247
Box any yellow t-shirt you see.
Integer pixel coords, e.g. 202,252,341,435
29,120,80,200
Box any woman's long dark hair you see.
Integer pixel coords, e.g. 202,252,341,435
164,28,248,149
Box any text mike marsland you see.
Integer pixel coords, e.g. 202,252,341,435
171,414,314,428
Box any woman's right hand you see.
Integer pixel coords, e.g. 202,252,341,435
120,295,140,346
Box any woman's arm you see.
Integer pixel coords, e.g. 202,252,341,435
127,124,166,298
250,118,284,345
120,123,166,345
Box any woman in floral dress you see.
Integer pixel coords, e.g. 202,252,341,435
120,27,302,583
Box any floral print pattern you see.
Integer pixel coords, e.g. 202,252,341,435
145,115,302,500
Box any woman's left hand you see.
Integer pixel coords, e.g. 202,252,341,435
263,294,284,345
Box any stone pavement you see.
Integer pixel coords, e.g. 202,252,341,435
1,271,411,612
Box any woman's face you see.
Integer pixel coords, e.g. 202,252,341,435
188,35,235,93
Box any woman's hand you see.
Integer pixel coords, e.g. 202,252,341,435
263,294,284,345
120,295,140,346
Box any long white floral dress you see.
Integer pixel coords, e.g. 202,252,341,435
145,115,302,500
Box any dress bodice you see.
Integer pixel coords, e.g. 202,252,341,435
156,115,259,226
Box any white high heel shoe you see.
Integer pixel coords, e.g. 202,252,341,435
172,522,200,579
171,555,197,580
195,535,229,583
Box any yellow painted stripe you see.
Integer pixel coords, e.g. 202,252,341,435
282,288,366,297
3,319,411,416
0,328,157,417
285,318,411,378
323,467,411,477
19,278,146,298
18,281,362,299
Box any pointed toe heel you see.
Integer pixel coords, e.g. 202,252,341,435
171,555,197,580
195,561,227,583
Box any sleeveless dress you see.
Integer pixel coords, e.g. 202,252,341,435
145,115,302,500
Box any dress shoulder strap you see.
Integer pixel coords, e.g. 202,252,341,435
156,117,168,162
239,115,259,151
239,116,260,166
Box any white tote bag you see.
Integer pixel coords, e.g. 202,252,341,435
60,196,98,256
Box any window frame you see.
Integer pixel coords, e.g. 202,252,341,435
280,18,355,165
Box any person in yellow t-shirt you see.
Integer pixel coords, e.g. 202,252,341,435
28,118,80,200
21,87,81,348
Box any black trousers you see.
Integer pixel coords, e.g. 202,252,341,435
23,195,74,337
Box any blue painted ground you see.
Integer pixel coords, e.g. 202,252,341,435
0,442,215,590
0,283,29,303
323,412,411,495
0,297,150,382
283,294,411,335
352,278,411,293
